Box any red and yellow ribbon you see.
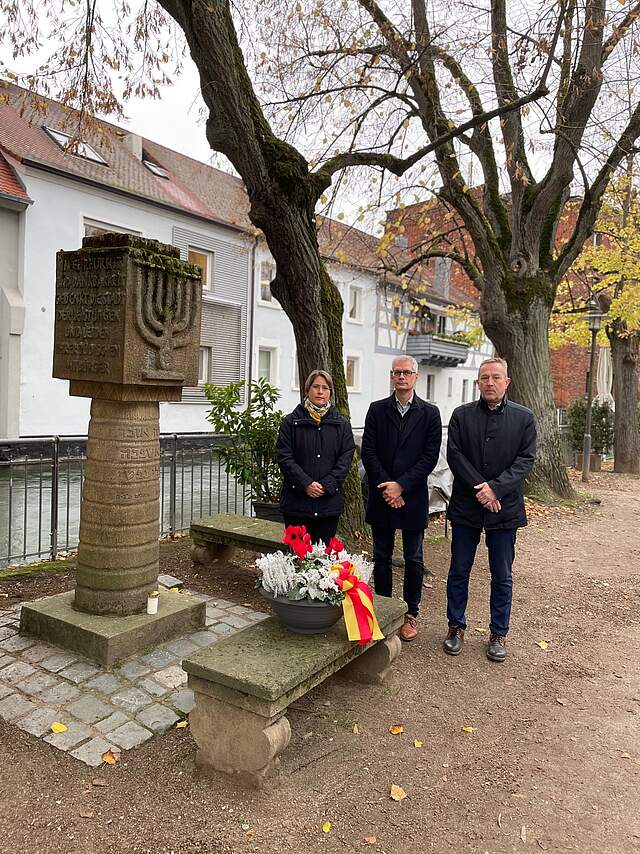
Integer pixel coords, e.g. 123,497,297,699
331,562,384,645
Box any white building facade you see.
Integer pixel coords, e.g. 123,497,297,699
0,87,491,443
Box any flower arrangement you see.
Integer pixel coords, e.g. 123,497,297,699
256,526,383,644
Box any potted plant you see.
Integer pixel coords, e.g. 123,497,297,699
203,377,284,520
256,526,383,642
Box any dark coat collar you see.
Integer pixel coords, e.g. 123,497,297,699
478,395,508,414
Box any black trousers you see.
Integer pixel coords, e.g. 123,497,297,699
282,514,340,546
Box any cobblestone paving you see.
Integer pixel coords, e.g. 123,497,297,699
0,589,268,767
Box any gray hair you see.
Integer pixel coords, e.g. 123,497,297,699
477,357,509,377
391,354,419,372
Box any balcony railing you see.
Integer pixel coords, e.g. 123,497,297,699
406,332,470,367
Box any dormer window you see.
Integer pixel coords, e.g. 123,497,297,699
43,126,107,164
143,160,169,179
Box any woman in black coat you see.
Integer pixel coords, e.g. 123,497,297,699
277,369,356,545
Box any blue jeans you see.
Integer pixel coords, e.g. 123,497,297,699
371,526,425,616
446,523,517,636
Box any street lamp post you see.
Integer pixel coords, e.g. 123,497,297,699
581,299,603,483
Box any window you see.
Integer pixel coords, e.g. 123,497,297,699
462,379,469,402
258,348,273,382
556,408,567,426
426,373,435,401
437,314,447,335
472,381,479,401
44,126,107,164
259,261,276,303
188,247,214,291
198,347,210,385
84,219,141,238
346,356,361,391
143,159,170,179
447,377,453,398
348,285,363,322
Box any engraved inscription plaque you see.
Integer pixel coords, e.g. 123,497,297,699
53,234,202,393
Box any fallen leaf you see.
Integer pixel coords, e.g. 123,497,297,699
390,784,407,801
474,626,487,634
521,825,527,844
413,739,423,748
176,720,189,729
242,602,252,607
91,779,108,787
352,723,360,734
620,752,631,759
556,698,567,706
537,841,547,850
50,722,67,733
389,724,404,735
101,749,119,765
364,835,377,844
461,725,476,734
534,640,549,650
168,587,180,592
79,810,94,819
245,830,254,838
322,820,332,833
497,813,502,828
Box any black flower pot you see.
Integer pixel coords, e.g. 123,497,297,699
252,501,283,523
259,588,342,634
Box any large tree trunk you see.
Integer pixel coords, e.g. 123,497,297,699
481,291,573,499
609,330,640,474
163,0,366,535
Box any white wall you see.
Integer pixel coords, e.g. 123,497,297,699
252,249,393,428
18,168,249,436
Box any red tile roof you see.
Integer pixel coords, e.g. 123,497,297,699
0,84,466,306
0,148,32,204
0,84,250,230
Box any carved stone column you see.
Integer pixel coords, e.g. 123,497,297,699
75,399,161,616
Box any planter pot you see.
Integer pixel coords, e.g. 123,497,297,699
252,501,283,523
259,588,342,634
575,452,602,472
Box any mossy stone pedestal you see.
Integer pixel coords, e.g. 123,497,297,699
20,235,204,663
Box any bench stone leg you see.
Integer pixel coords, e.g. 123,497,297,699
191,541,235,568
338,634,402,685
189,691,291,786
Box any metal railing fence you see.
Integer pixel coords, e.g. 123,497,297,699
0,433,249,569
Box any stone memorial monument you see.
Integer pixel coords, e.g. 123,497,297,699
21,234,207,664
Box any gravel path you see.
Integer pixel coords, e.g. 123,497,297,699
0,472,638,854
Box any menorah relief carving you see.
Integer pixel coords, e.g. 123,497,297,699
135,265,200,382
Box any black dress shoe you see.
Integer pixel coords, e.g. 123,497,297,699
443,625,464,656
487,633,507,662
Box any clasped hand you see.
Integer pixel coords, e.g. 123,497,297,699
474,481,501,513
378,481,404,509
305,481,325,498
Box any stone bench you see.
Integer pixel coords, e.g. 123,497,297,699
190,512,284,567
182,594,407,786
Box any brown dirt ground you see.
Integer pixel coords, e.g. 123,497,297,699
0,471,639,854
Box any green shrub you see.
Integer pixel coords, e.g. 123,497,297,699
204,377,284,503
566,398,614,455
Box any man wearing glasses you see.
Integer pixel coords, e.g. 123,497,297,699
443,357,536,662
361,355,442,641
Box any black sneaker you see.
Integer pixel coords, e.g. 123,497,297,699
487,633,507,662
443,625,465,656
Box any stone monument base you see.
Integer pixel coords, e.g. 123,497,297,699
20,589,206,666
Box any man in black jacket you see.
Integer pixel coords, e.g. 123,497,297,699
443,357,536,662
361,356,442,642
